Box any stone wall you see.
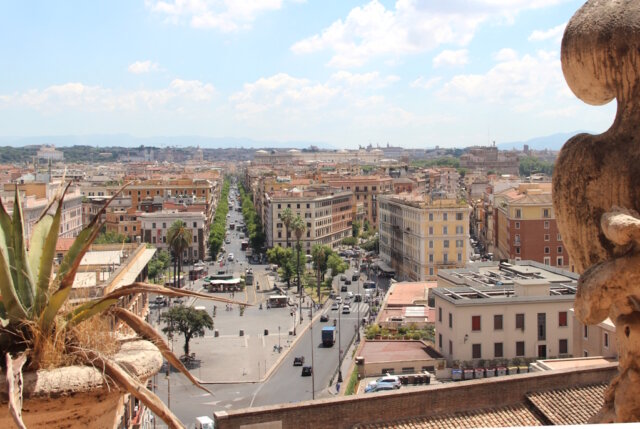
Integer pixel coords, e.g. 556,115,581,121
215,363,616,429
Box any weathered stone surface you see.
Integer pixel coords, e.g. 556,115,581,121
553,0,640,423
0,340,162,429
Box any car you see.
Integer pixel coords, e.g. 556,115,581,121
173,298,184,305
225,238,231,244
354,293,362,302
345,279,352,285
154,296,164,304
341,285,348,292
228,253,234,261
352,271,360,281
301,366,313,376
367,375,401,391
335,296,342,304
331,303,339,311
293,356,305,366
342,305,351,314
346,291,354,298
340,274,347,281
320,313,329,322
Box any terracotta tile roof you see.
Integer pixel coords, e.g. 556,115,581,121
354,404,542,428
526,383,607,425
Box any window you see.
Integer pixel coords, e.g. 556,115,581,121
494,342,503,358
537,313,546,341
152,223,156,229
429,213,434,221
494,314,503,330
429,240,433,249
429,254,434,262
448,313,453,328
443,253,448,263
472,344,481,359
557,233,562,241
516,246,521,255
584,350,589,357
543,208,550,218
544,221,550,229
443,226,448,235
456,226,464,234
544,246,550,254
457,253,462,262
438,307,442,322
456,213,463,221
604,332,610,348
124,226,128,232
449,340,453,355
438,334,442,349
515,234,520,244
428,226,433,235
543,256,551,265
472,315,481,331
544,234,550,241
559,339,568,354
583,325,588,339
163,222,167,229
402,367,415,374
559,311,568,327
429,267,434,276
515,208,522,218
516,341,525,357
516,313,525,330
381,368,395,375
557,246,563,253
456,239,463,248
515,221,520,229
444,240,450,248
557,257,564,266
443,213,448,221
193,222,197,228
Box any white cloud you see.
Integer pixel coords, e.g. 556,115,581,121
291,0,572,68
128,60,160,74
439,49,564,103
410,77,442,90
147,0,287,32
528,22,566,42
329,71,399,88
0,79,215,112
433,49,469,68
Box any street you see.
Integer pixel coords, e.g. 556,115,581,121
150,183,374,426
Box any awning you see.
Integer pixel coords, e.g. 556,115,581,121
375,260,395,274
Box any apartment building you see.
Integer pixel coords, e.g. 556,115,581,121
2,182,83,239
105,207,141,241
325,175,393,229
140,211,206,261
459,145,519,175
124,178,216,214
265,186,353,253
494,183,567,269
378,193,471,281
571,310,617,359
434,261,578,363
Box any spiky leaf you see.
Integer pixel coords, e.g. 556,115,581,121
0,201,26,320
111,306,212,395
10,189,35,314
74,347,185,429
5,351,27,429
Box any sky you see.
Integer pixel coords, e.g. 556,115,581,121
0,0,618,149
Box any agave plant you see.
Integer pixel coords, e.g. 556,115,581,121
0,184,242,429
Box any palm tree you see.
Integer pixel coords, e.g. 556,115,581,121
281,207,293,248
167,220,193,289
291,215,306,296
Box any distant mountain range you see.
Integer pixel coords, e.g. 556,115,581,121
497,131,591,151
0,134,335,150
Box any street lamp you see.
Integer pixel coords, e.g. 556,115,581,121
309,296,315,400
337,302,343,383
278,326,281,352
357,254,361,342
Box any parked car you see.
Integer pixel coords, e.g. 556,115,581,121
320,313,329,322
342,305,351,314
293,356,305,366
225,238,231,244
301,366,313,376
366,375,401,392
340,274,347,281
341,285,348,292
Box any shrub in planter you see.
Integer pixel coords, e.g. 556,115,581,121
0,185,240,429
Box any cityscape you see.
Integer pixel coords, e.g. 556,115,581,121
0,1,638,429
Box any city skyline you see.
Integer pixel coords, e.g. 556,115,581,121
0,0,616,148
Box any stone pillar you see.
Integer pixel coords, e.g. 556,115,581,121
553,0,640,423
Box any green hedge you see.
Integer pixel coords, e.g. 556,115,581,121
238,183,265,251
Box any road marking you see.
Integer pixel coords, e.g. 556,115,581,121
249,380,266,408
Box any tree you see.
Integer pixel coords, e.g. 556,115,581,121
281,207,293,248
291,215,306,294
160,305,214,357
267,246,295,287
94,230,128,244
311,244,330,300
352,220,361,238
167,220,193,289
327,253,348,276
363,219,371,232
341,236,357,246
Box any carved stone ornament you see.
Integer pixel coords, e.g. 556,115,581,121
553,0,640,423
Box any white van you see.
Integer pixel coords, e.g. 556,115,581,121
195,416,214,429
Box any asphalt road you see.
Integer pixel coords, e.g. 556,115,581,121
151,184,371,425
